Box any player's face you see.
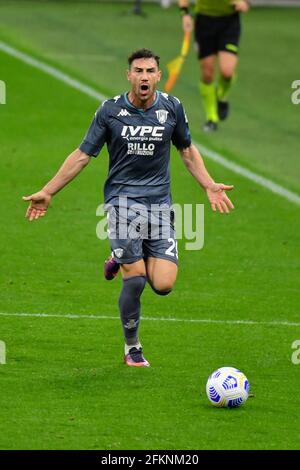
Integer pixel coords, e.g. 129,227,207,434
127,58,161,107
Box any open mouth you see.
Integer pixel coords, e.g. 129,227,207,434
140,84,149,95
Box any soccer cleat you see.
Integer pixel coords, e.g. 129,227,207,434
124,347,150,367
104,256,120,280
203,120,218,133
218,100,230,121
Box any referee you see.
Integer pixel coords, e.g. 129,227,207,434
179,0,250,132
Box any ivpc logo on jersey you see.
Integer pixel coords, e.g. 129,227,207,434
121,126,164,138
0,80,6,104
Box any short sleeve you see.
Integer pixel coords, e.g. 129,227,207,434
79,102,108,157
171,101,191,150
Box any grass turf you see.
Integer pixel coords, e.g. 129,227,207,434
0,0,300,450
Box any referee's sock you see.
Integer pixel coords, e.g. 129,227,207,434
199,81,218,123
118,275,147,345
217,75,235,101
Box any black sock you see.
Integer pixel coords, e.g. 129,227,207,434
118,276,147,344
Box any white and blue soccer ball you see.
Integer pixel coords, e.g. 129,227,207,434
206,367,250,408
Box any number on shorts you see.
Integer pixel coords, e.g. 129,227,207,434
165,238,178,258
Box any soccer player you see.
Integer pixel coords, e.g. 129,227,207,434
23,49,234,367
178,0,250,132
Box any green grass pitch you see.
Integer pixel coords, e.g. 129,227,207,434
0,1,300,450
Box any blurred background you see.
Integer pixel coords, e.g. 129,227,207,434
1,0,300,189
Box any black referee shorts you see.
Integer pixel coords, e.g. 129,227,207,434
194,12,241,60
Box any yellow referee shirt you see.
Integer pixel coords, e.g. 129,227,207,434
195,0,237,16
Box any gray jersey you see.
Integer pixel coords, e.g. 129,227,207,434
79,92,191,202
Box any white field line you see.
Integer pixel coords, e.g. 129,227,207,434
196,145,300,206
0,312,299,327
1,40,300,206
0,41,106,102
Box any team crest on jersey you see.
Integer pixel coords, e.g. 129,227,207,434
155,109,168,124
114,248,124,259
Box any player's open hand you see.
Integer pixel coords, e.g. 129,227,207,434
231,0,249,13
22,190,51,221
206,183,234,214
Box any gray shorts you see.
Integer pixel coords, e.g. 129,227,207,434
106,196,178,265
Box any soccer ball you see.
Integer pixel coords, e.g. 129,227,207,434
206,367,250,408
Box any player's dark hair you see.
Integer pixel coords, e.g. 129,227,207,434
128,49,160,68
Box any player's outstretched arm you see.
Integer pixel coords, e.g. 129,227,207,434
23,148,91,221
179,144,235,214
